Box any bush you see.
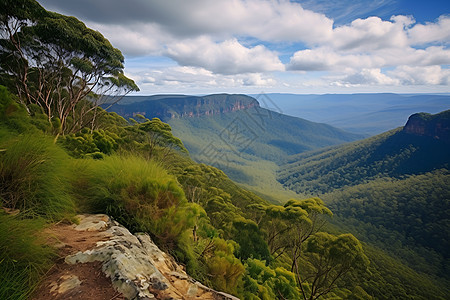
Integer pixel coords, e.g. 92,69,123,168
71,155,200,248
0,133,75,220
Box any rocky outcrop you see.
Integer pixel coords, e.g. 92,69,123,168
105,94,259,121
46,214,239,300
403,110,450,143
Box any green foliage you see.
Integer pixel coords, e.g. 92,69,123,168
0,213,54,300
123,117,187,154
232,218,271,261
0,132,75,220
70,155,199,248
0,86,29,132
205,238,245,294
302,232,369,300
356,244,447,300
60,128,119,158
0,0,138,134
242,259,300,300
324,170,450,279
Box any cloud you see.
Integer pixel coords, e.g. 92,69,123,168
166,37,284,74
330,16,412,51
408,15,450,45
389,66,450,85
287,48,384,71
36,0,450,92
38,0,333,43
288,45,450,72
336,68,400,85
84,22,167,56
242,73,277,86
128,66,277,92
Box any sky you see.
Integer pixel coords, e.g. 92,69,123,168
36,0,450,95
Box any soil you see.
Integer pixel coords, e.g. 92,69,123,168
31,222,125,300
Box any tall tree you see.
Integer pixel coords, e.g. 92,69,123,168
0,0,138,135
303,232,369,300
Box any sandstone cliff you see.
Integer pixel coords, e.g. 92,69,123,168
403,110,450,142
106,94,259,121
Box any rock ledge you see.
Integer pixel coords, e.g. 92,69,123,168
64,214,239,300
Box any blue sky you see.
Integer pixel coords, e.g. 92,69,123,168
37,0,450,95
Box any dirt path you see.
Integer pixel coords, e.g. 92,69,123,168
31,219,125,300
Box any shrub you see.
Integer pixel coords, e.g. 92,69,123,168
71,155,200,248
0,133,75,220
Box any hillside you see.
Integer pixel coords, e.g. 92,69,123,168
107,94,363,200
278,110,450,195
105,94,259,120
259,93,450,135
278,110,450,283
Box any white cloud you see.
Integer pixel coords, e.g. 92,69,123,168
127,66,277,93
288,45,450,72
166,37,284,75
287,48,384,71
330,16,412,51
83,22,169,56
336,68,400,85
389,66,450,85
408,15,450,45
242,73,277,86
38,0,334,43
37,0,450,92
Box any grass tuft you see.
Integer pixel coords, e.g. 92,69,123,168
0,213,54,300
0,132,75,220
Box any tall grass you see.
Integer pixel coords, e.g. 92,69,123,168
0,131,75,220
70,155,199,247
0,214,54,300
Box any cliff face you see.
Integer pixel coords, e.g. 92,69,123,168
108,94,259,121
403,110,450,143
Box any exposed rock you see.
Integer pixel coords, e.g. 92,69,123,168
403,110,450,142
49,274,82,295
64,214,240,300
105,94,259,121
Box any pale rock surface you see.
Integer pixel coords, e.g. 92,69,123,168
64,214,240,300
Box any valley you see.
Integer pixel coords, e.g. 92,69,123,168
107,94,450,298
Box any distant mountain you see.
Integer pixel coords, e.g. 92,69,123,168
107,94,363,163
105,94,258,120
256,93,450,135
278,109,450,195
106,94,364,200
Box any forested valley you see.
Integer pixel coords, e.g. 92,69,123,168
0,1,449,300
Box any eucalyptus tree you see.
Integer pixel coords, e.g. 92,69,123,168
302,232,369,300
0,0,138,135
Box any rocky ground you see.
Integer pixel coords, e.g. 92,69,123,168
32,214,239,300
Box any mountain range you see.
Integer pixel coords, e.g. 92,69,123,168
256,93,450,135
